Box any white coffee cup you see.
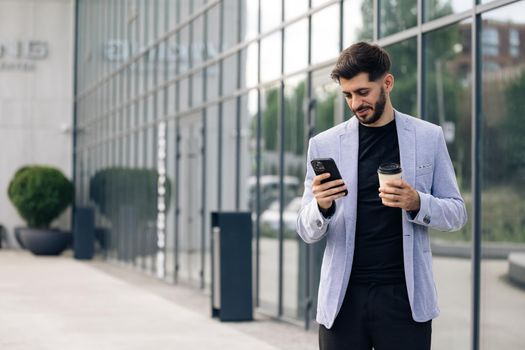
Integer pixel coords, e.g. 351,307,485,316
377,163,403,189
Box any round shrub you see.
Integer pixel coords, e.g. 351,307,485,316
89,167,171,223
8,166,73,228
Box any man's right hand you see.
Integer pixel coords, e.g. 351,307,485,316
312,173,347,210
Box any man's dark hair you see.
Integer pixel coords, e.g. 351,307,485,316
330,41,391,83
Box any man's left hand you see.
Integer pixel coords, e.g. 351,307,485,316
378,179,420,212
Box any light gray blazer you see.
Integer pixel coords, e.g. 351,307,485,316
296,110,467,329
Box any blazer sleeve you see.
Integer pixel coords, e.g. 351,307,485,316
296,138,333,244
406,127,468,232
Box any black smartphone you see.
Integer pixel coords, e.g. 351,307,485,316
310,158,348,196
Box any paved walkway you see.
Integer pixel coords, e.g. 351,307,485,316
0,251,316,350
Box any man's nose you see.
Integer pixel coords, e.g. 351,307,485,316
351,97,362,111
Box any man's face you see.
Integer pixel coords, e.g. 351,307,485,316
339,72,391,125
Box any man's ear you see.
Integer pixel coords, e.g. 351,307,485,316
384,74,394,92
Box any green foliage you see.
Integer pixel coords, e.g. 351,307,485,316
263,89,280,151
501,72,525,186
89,167,171,223
8,166,73,228
284,81,306,155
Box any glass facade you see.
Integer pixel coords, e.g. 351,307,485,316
74,0,525,348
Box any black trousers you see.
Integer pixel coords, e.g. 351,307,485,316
319,283,432,350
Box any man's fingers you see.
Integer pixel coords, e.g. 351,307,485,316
313,179,345,194
313,173,331,185
321,192,346,203
381,199,402,208
313,185,346,198
384,179,406,188
379,184,402,195
379,192,400,201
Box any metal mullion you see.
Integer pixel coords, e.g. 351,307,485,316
141,0,149,272
277,0,285,320
200,1,209,291
417,0,423,118
374,0,379,41
375,27,420,47
235,0,242,211
174,0,181,284
161,0,170,283
471,12,482,350
305,0,313,331
131,0,140,268
217,0,224,211
72,0,82,240
121,0,132,263
151,0,161,277
255,0,262,310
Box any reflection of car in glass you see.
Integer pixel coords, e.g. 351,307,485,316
247,175,300,213
260,197,302,232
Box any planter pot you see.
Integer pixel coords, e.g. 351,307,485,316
14,226,26,249
19,228,71,256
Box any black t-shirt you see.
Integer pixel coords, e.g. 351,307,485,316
349,118,406,285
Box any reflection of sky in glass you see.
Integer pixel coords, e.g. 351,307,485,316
245,42,258,88
244,0,259,40
285,0,309,20
284,19,308,74
261,0,282,32
343,0,373,46
424,0,471,22
482,2,525,21
312,0,333,8
260,32,282,82
312,5,340,64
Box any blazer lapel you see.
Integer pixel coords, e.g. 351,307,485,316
395,111,416,188
339,117,359,244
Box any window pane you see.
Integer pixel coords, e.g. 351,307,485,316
243,0,259,40
241,42,259,89
311,4,340,65
385,38,417,116
380,0,417,37
343,0,373,46
222,54,238,96
223,0,239,51
260,32,282,82
282,75,307,320
285,0,308,20
177,114,203,287
221,99,237,210
424,0,471,22
261,0,282,33
284,19,308,74
259,83,281,314
423,20,472,349
481,2,525,349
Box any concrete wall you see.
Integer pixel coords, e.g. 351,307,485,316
0,0,74,245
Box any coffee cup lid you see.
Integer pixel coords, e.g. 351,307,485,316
378,163,402,174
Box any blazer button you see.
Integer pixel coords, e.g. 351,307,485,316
316,219,323,228
423,215,431,224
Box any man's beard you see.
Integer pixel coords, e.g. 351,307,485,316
352,88,387,125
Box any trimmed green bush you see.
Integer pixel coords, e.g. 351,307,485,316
8,166,73,228
89,167,171,223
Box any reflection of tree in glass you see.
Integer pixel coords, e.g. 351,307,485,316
284,81,306,156
263,88,279,151
501,72,525,187
387,39,418,116
424,24,471,190
379,0,417,37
